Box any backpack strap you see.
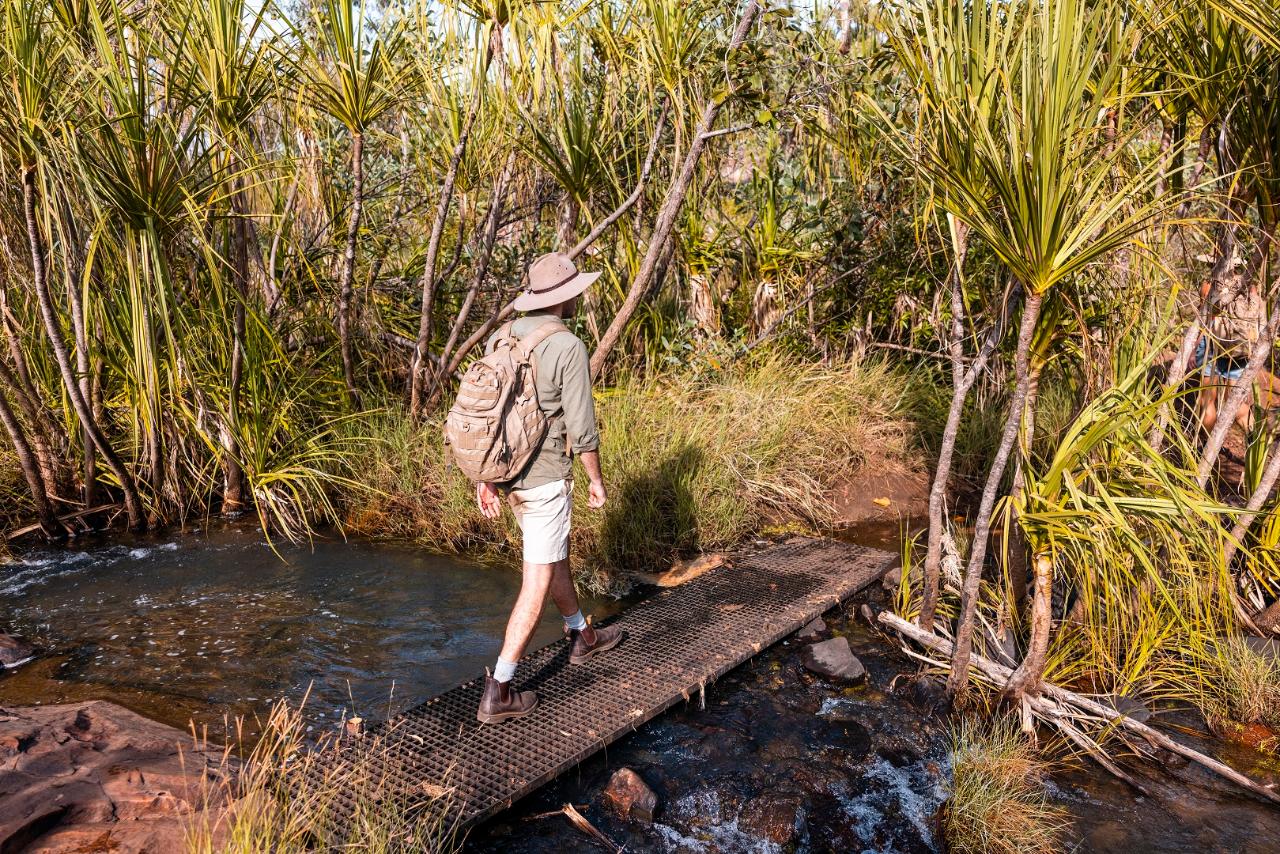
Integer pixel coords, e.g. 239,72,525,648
514,319,568,361
485,321,518,355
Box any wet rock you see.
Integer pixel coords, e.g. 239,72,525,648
0,633,36,668
1243,635,1280,662
0,702,232,854
603,767,659,823
796,617,827,641
801,637,866,684
809,716,872,761
881,564,904,591
892,673,947,710
738,791,806,846
1108,693,1152,724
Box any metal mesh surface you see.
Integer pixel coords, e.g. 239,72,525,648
305,537,894,832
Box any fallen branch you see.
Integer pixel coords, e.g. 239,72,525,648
6,503,118,541
877,610,1280,805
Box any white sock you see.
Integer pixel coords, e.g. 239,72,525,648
493,657,518,683
564,610,588,632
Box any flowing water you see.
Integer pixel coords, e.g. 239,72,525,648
0,525,618,736
3,525,1279,852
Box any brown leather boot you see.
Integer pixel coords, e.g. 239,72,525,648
567,619,624,665
476,673,539,723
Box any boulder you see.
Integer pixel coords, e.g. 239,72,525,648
0,633,36,668
1243,635,1280,662
881,564,903,592
795,617,827,641
1108,693,1152,724
603,767,658,823
738,791,806,846
0,701,233,854
801,637,866,684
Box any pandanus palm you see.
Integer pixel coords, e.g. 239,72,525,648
175,0,276,514
75,4,216,524
0,0,144,530
886,0,1172,698
293,0,410,408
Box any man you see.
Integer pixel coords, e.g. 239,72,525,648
474,252,623,723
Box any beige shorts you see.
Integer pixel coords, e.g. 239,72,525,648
508,479,573,564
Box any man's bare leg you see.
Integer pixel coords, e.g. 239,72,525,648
499,557,596,665
498,561,557,664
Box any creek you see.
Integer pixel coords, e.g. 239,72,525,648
2,525,1278,852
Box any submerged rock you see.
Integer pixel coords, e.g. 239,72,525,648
0,633,36,669
603,767,658,823
801,637,867,684
0,701,232,853
1108,693,1153,724
796,617,827,641
738,791,807,845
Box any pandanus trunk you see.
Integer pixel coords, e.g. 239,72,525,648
0,357,57,498
336,132,364,409
223,169,251,515
589,0,762,379
0,383,58,537
1196,225,1278,488
1003,551,1054,698
0,286,65,493
410,36,496,418
947,289,1044,698
22,167,143,530
440,103,670,383
423,152,517,413
921,222,972,631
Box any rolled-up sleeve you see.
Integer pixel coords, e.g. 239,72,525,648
558,338,599,454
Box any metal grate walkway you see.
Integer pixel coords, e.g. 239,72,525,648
306,537,895,832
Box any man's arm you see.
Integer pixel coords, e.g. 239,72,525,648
580,450,606,509
560,340,605,508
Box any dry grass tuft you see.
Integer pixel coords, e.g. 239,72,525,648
184,698,459,854
1195,637,1280,732
943,717,1069,854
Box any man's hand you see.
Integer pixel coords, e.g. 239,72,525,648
476,482,503,520
587,479,607,509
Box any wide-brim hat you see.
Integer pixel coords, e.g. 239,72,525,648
513,252,602,311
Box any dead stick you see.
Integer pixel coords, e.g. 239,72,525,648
877,611,1280,805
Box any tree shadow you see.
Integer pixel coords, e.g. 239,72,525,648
598,443,703,572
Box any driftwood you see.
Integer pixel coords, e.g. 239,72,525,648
5,503,117,541
877,610,1280,806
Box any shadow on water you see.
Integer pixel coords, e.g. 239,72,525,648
598,442,702,569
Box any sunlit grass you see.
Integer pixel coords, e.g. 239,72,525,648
1191,637,1280,732
943,716,1069,854
183,698,459,854
342,355,918,592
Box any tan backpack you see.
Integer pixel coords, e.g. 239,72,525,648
443,319,566,484
1211,287,1267,354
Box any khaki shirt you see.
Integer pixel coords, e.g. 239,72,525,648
488,312,600,491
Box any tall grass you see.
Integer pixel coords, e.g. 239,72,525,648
184,699,459,854
343,356,918,591
1188,637,1280,732
943,716,1069,854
